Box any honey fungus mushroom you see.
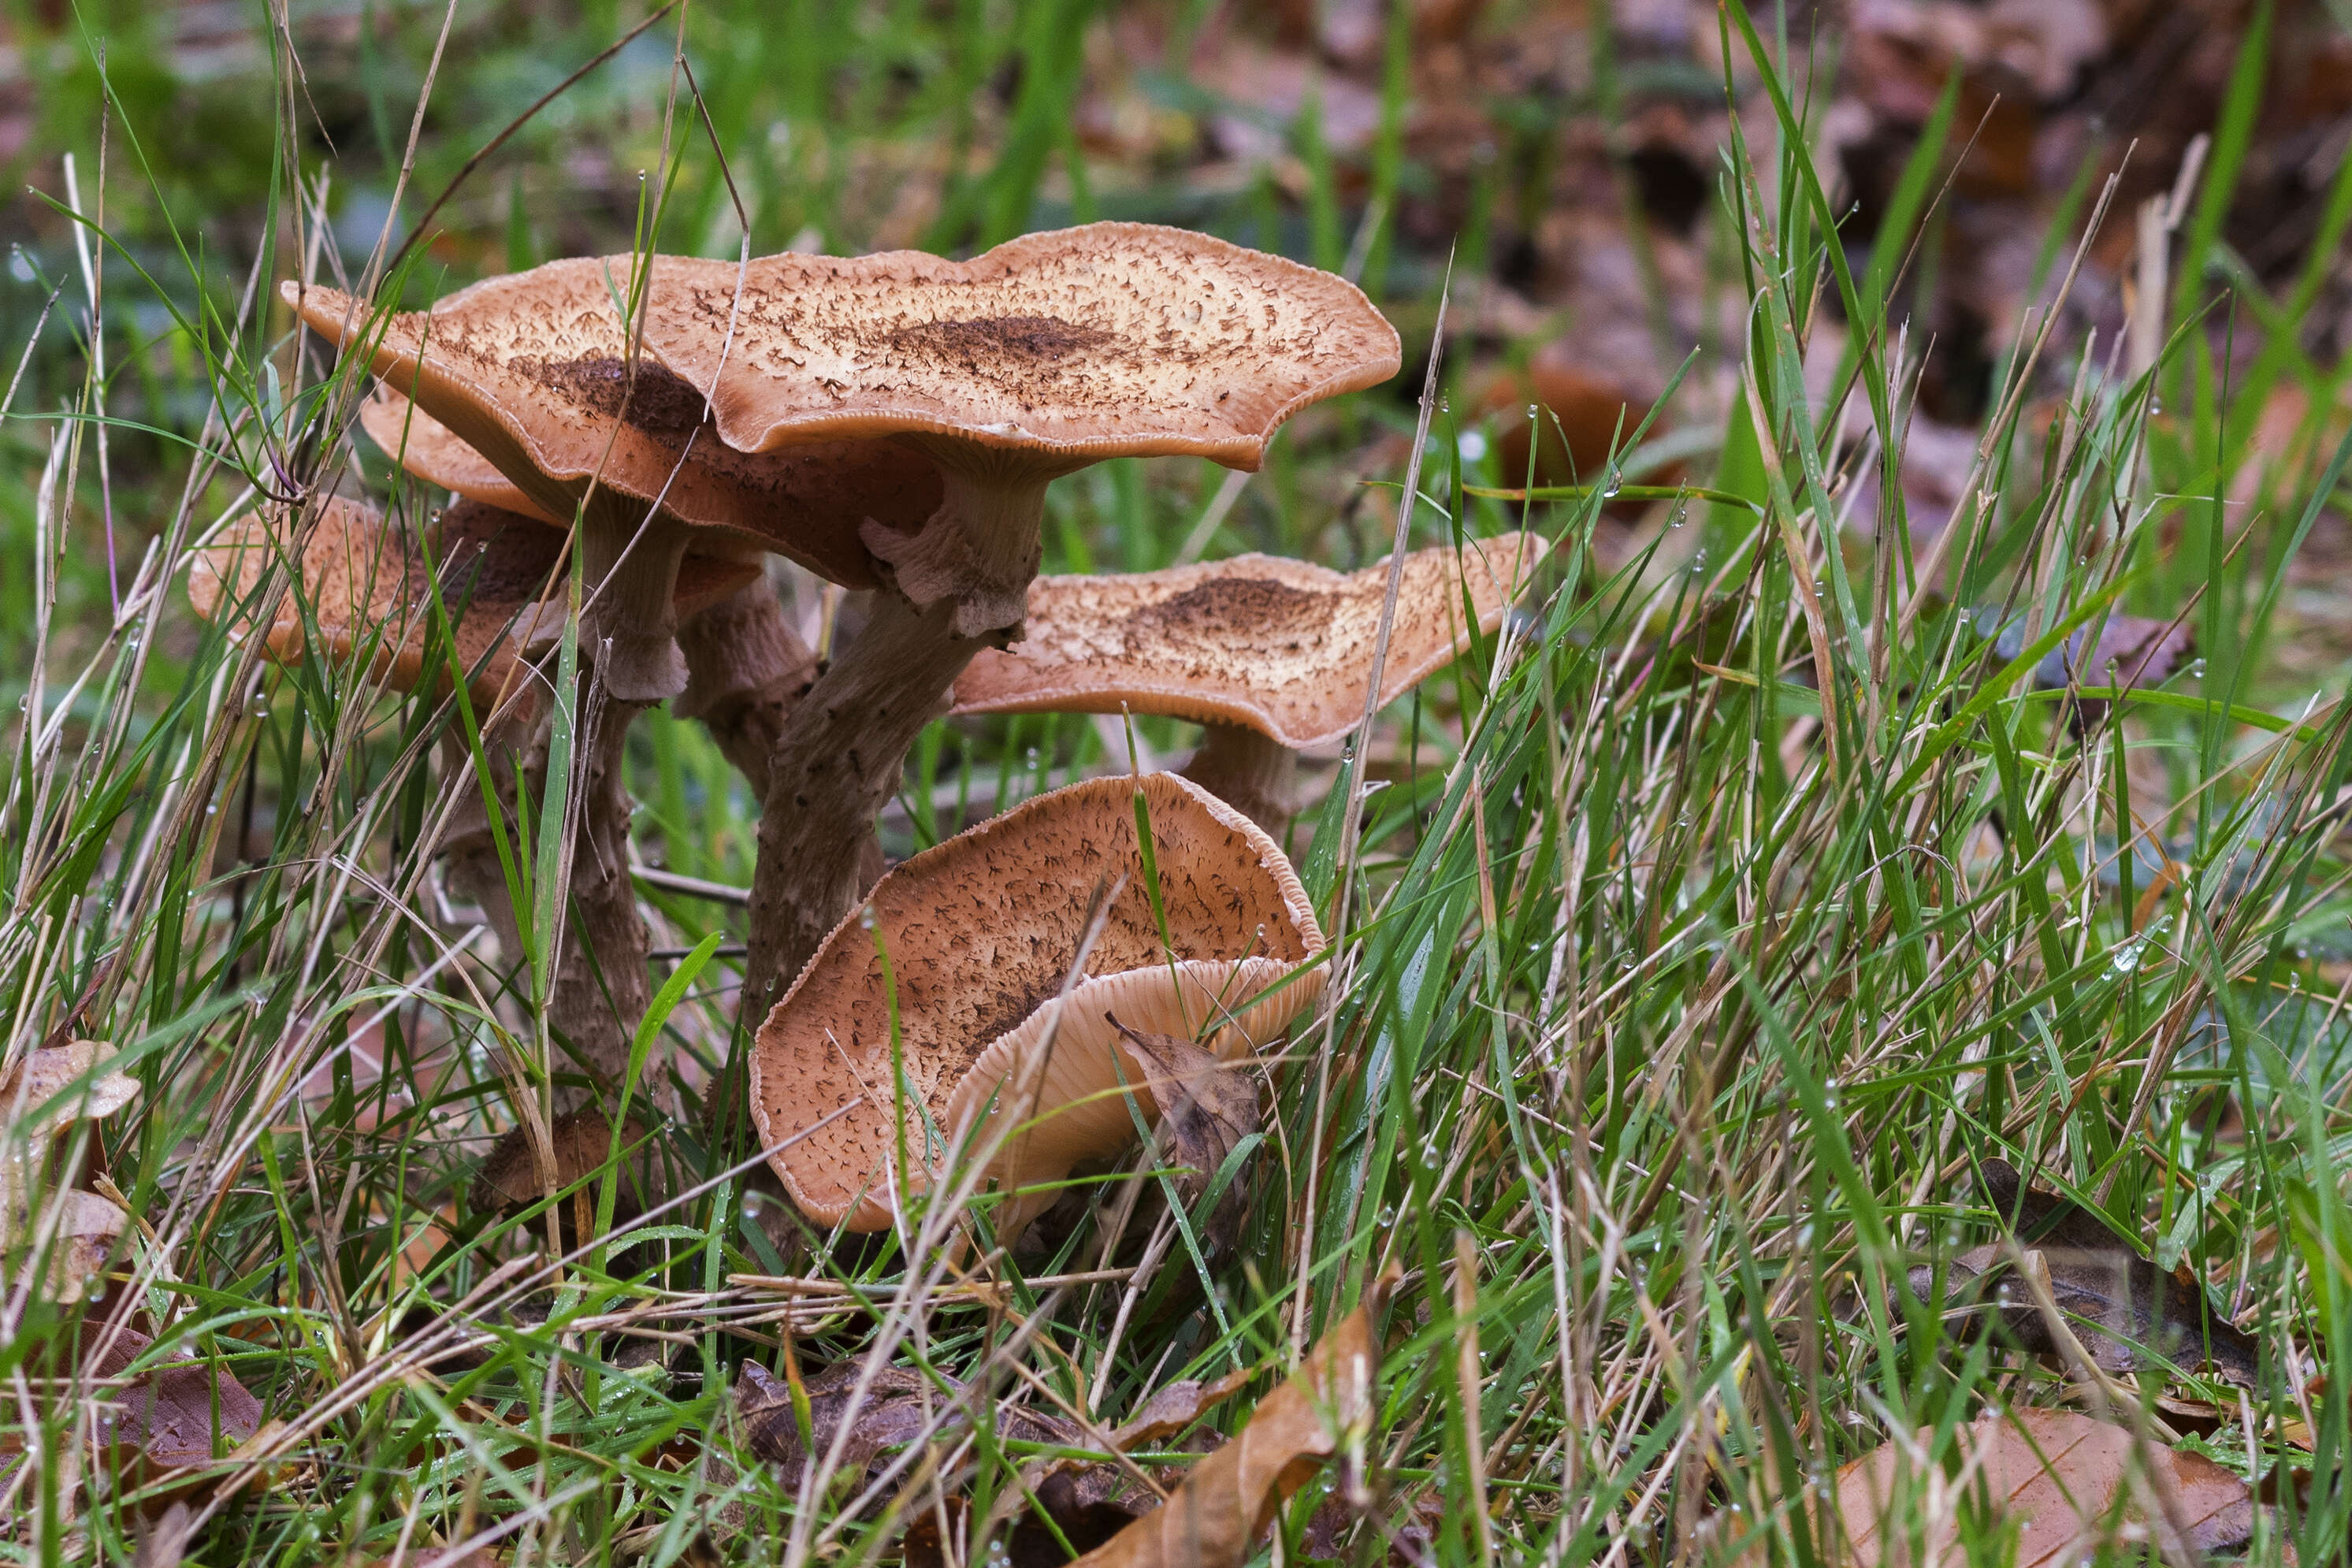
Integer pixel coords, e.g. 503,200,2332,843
636,222,1399,1013
949,533,1544,826
751,773,1325,1239
284,262,942,703
190,496,754,1102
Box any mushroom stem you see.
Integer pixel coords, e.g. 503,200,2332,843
1179,721,1302,830
439,689,655,1112
581,507,694,703
557,688,654,1100
674,574,819,798
859,463,1050,639
739,591,995,1019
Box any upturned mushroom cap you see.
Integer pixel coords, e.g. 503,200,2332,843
637,222,1401,469
189,495,757,702
283,266,943,585
751,772,1325,1232
359,385,563,525
946,533,1544,748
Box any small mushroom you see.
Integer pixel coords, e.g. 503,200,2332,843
190,494,755,708
190,496,752,1099
948,533,1543,826
637,222,1399,1011
285,262,942,702
752,772,1324,1239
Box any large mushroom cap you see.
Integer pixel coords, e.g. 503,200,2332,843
190,496,756,702
752,772,1325,1233
283,265,943,585
637,223,1401,470
946,533,1544,748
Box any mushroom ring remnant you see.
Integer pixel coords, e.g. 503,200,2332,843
947,532,1545,823
752,773,1325,1236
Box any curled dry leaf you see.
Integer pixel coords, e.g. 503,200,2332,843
43,1187,130,1303
1908,1160,2261,1386
1835,1406,2254,1568
1072,1294,1386,1567
1107,1018,1261,1250
2,1039,140,1136
1109,1368,1254,1451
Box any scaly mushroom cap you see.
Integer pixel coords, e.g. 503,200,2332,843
752,773,1325,1232
359,385,563,525
637,223,1401,470
282,266,943,585
947,533,1543,748
189,496,757,702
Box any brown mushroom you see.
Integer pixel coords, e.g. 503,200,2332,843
947,533,1543,826
359,385,561,524
190,496,752,1100
190,493,756,707
637,222,1398,1013
751,772,1323,1239
362,386,834,820
284,263,942,703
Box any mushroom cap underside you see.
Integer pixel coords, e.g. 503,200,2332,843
285,271,944,588
946,532,1544,747
637,222,1401,469
190,495,756,701
359,387,563,525
751,771,1325,1231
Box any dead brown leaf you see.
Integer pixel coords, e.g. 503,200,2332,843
1908,1160,2261,1387
1109,1368,1254,1451
1835,1406,2254,1568
737,1358,1072,1486
1108,1018,1261,1250
1071,1293,1386,1567
1,1040,140,1135
83,1321,273,1489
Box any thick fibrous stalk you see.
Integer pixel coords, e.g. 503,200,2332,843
738,592,1000,1020
440,688,653,1111
558,689,652,1098
581,507,694,704
674,574,819,798
1180,722,1302,830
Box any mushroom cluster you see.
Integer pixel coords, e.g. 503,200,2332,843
220,221,1540,1238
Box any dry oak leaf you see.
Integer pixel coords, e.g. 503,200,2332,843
1072,1296,1384,1566
1836,1407,2254,1568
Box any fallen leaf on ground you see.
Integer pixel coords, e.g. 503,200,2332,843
1072,1291,1386,1566
737,1358,1072,1485
1907,1159,2261,1386
1,1040,140,1135
1109,1368,1254,1450
471,1109,667,1249
1836,1406,2254,1568
83,1320,273,1484
43,1187,129,1302
1109,1019,1261,1250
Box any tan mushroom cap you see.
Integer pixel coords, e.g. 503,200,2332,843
637,222,1401,469
947,533,1544,748
752,772,1325,1233
359,385,562,525
189,496,757,702
283,264,944,586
